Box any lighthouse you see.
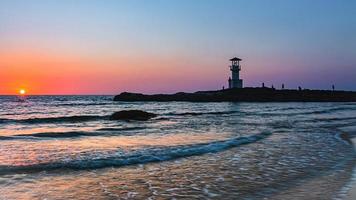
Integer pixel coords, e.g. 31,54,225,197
228,57,243,88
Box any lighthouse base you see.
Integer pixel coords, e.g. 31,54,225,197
229,79,243,89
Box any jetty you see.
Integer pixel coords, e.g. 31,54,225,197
114,88,356,102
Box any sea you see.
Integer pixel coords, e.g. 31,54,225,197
0,95,355,199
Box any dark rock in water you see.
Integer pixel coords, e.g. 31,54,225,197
110,110,157,121
113,88,356,102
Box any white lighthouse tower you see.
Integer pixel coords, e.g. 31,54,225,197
228,57,243,88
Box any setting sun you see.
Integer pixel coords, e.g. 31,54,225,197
19,89,26,95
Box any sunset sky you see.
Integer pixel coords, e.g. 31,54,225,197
0,0,355,95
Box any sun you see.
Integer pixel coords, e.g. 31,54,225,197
19,89,26,95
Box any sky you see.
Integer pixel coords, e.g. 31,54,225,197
0,0,355,95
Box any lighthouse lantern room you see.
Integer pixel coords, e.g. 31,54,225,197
228,57,243,88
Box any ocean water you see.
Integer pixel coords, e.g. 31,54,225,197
0,95,355,199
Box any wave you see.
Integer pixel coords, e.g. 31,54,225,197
21,115,107,123
0,135,50,140
170,111,239,116
0,136,18,140
15,131,98,138
1,111,44,116
0,132,271,174
97,127,146,132
55,102,111,107
328,106,356,112
8,127,147,139
0,118,11,123
305,117,356,123
252,105,356,117
255,108,355,117
269,120,294,129
290,106,356,115
0,115,109,124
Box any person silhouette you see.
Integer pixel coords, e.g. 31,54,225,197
332,85,335,91
282,84,285,90
298,86,302,91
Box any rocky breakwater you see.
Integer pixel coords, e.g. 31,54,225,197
114,88,356,102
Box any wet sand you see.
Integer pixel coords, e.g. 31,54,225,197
345,181,356,200
344,137,356,200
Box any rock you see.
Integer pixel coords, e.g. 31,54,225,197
110,110,157,121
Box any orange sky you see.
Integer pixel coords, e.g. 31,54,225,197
0,48,227,95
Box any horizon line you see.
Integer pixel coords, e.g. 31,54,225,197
1,87,355,96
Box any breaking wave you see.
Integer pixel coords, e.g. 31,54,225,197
0,132,271,174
